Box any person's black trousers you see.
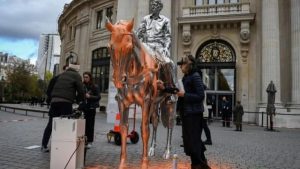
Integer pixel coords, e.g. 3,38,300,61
203,119,212,142
84,109,96,143
222,112,226,127
42,102,73,148
222,113,231,127
182,114,208,167
42,116,54,148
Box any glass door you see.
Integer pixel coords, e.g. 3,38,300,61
202,67,235,119
207,92,234,118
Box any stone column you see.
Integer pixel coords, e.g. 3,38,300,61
116,0,139,21
261,0,281,103
291,0,300,104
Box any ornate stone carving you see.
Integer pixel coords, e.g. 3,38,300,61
240,21,250,63
241,48,249,63
211,24,220,38
182,30,191,45
240,21,250,44
182,24,192,46
240,29,250,42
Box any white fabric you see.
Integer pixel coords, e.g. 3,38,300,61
203,91,209,118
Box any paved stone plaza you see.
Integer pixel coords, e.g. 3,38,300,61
0,105,299,169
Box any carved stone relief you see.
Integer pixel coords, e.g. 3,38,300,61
182,24,192,46
211,24,220,38
240,21,250,63
240,21,250,44
241,48,249,63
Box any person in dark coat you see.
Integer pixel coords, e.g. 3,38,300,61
177,55,211,169
45,65,68,105
41,63,84,152
233,101,244,131
81,72,101,148
221,96,231,127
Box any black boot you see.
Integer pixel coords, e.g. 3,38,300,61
199,163,212,169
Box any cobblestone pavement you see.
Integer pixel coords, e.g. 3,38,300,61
0,104,300,169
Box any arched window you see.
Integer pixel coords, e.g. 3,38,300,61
91,48,110,93
195,40,236,92
196,40,235,63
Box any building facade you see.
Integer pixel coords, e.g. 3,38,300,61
37,34,61,79
58,0,300,128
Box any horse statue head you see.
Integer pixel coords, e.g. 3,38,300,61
106,19,136,89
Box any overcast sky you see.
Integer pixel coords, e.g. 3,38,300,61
0,0,72,64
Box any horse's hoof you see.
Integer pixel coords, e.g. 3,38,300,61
148,147,155,157
163,149,171,159
118,160,127,169
141,158,149,169
118,164,127,169
141,163,148,169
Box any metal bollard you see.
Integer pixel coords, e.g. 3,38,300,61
172,154,178,169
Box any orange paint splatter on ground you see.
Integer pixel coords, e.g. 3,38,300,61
84,160,233,169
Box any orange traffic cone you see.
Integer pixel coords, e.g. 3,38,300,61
114,113,120,132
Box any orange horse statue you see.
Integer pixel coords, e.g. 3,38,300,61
106,19,177,169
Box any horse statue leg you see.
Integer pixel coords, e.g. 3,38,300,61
160,100,176,159
141,102,151,169
148,103,159,157
119,103,129,169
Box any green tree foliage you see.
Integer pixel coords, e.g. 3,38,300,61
28,75,43,97
44,71,53,89
4,63,52,102
5,63,31,101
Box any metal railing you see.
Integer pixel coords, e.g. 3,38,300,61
182,2,250,17
0,104,48,118
243,111,300,127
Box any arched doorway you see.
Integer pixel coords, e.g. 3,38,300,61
196,40,236,119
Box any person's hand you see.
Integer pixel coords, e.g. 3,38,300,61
177,90,185,97
85,93,91,98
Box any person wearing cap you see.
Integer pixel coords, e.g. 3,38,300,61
177,55,211,169
41,62,84,152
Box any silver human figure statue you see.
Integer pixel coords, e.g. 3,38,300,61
136,0,177,159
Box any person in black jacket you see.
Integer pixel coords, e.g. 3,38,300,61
221,96,231,127
45,65,67,106
177,55,211,169
81,72,100,148
41,64,84,152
